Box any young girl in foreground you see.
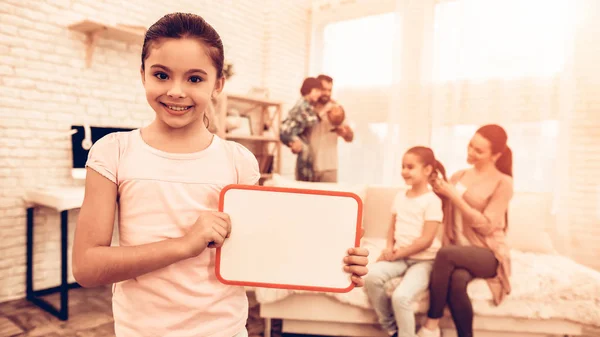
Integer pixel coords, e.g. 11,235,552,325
365,146,447,337
72,13,369,337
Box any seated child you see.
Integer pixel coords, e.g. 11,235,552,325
365,146,448,337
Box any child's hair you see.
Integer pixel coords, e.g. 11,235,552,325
141,13,225,78
476,124,512,177
300,77,323,96
327,105,345,126
140,13,224,129
406,146,448,217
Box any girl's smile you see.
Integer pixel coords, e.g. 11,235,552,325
160,102,194,116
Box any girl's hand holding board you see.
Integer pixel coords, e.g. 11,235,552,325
344,247,369,286
182,211,232,257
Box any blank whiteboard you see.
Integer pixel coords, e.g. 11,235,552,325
215,184,363,293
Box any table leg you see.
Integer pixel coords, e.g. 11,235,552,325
25,208,80,321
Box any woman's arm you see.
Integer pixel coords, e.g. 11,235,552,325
392,221,440,259
449,177,513,236
72,168,193,288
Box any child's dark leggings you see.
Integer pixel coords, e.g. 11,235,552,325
427,245,499,337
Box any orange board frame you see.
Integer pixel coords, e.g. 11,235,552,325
215,184,363,293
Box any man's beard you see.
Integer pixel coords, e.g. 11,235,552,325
318,95,330,104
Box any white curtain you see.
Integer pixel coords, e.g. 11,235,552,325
426,0,578,255
310,0,403,185
427,0,600,269
311,0,600,268
312,0,437,186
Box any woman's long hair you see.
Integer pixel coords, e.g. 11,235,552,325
476,124,512,230
476,124,512,177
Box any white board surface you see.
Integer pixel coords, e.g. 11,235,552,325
216,184,362,293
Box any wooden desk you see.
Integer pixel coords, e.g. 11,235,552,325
23,186,85,321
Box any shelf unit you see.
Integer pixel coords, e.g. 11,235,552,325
67,19,146,67
217,93,283,183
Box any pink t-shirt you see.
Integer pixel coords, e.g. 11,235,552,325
85,129,260,337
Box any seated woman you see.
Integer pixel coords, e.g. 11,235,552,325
417,124,514,337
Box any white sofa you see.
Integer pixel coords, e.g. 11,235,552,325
256,174,600,337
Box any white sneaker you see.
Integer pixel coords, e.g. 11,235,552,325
416,327,441,337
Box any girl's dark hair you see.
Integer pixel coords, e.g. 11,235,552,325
406,146,448,218
300,77,323,96
476,124,512,177
141,13,225,78
141,13,224,129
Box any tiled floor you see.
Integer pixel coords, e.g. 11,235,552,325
0,286,114,337
0,285,296,337
4,287,598,337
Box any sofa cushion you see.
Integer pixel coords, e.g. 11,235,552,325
506,192,558,254
264,174,368,203
362,186,402,238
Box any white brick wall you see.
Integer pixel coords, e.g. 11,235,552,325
263,0,312,176
0,0,310,302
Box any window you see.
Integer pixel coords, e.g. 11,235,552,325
320,12,401,184
431,121,560,192
321,12,398,88
338,122,403,185
433,0,574,82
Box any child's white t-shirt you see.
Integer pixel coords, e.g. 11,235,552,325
85,129,260,337
391,190,444,260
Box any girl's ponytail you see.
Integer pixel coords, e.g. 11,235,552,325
434,160,447,181
406,146,450,223
432,159,449,217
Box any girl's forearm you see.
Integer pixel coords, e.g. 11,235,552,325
73,237,193,288
393,237,431,260
386,215,396,248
